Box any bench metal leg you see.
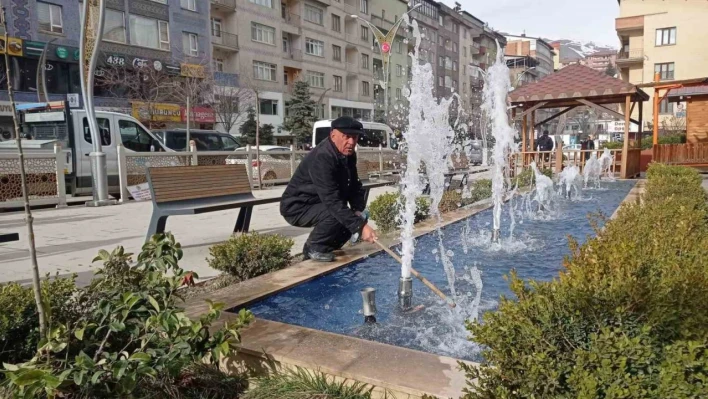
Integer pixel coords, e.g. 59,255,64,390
234,206,254,233
146,214,168,242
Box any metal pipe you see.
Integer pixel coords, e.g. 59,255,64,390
398,277,413,311
361,287,377,324
491,228,501,243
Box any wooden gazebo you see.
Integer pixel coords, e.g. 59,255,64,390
508,64,650,178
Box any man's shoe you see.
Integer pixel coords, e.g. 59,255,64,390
306,250,335,262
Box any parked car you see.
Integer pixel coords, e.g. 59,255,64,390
226,145,293,182
153,129,240,152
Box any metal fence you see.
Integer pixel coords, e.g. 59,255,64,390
0,144,67,208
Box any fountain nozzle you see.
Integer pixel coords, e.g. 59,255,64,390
491,228,501,243
361,288,377,324
398,277,413,311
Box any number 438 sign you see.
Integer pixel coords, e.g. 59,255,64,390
106,55,126,66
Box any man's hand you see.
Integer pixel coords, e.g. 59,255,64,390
355,211,363,217
360,224,378,243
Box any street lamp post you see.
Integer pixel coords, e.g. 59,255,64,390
351,4,421,124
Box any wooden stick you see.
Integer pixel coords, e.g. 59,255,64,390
374,241,456,308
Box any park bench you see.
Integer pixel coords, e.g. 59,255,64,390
0,232,19,243
145,164,392,242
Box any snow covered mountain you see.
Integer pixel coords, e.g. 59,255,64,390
548,39,618,61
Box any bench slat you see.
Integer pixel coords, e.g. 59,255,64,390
149,165,252,204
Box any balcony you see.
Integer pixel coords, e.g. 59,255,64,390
615,15,644,31
284,49,303,62
211,31,239,52
370,14,395,33
211,0,236,11
282,12,301,27
214,72,239,87
343,0,357,14
478,45,487,55
616,49,644,65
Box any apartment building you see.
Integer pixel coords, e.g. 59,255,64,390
615,0,708,125
504,34,555,78
408,0,440,97
369,0,409,121
0,0,212,132
436,3,461,98
458,12,484,108
585,50,617,73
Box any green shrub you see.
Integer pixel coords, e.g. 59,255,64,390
462,165,708,398
368,193,430,234
439,190,462,213
638,134,686,150
208,233,293,280
601,141,623,150
514,167,553,188
243,367,377,399
462,179,492,206
0,276,78,367
1,233,254,398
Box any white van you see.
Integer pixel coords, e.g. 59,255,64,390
312,120,398,149
13,103,168,196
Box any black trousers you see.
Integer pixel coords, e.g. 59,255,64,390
283,203,352,253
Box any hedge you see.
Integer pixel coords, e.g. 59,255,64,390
462,164,708,398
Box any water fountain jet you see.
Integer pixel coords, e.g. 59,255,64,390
361,287,377,324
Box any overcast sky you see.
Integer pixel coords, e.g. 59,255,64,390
441,0,620,46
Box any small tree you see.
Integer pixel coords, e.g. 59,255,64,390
283,80,316,145
605,64,618,77
239,107,274,145
209,84,252,135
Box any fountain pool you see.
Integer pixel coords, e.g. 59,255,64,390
234,180,635,361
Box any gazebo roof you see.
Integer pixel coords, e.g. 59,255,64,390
509,64,649,106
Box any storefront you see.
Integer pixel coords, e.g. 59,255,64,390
131,102,215,130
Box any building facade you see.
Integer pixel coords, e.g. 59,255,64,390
585,50,617,73
615,0,708,126
0,0,212,133
504,34,555,77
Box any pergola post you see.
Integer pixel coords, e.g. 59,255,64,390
638,98,643,149
522,112,528,164
621,94,631,178
653,72,660,145
529,109,536,153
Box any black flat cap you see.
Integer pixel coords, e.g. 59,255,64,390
331,116,365,136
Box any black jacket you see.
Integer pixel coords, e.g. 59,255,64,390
280,138,367,234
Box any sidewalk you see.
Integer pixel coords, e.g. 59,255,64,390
0,186,396,285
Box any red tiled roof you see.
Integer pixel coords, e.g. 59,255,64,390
509,64,648,103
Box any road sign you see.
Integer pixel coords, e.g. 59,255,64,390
67,93,80,108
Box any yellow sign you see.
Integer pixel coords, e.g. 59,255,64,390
180,63,206,78
0,37,23,56
131,102,181,122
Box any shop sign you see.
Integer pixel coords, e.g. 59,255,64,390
55,47,68,59
132,57,149,68
105,54,126,66
132,102,181,123
165,64,181,75
181,107,215,123
180,63,206,78
0,101,14,117
74,49,80,61
0,36,23,56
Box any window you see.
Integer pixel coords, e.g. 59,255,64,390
180,0,196,11
83,118,111,146
183,32,198,56
410,0,438,19
260,99,278,115
333,45,342,61
252,22,276,45
438,56,444,67
463,28,467,39
214,58,224,72
332,14,341,32
463,45,467,58
362,81,370,96
659,98,673,114
129,15,169,50
360,0,368,14
103,9,126,43
307,71,325,88
453,61,457,71
361,25,368,41
452,24,458,33
453,42,458,53
396,64,403,76
655,27,676,46
396,39,402,54
211,18,222,37
249,0,272,7
150,0,167,3
438,76,443,86
306,38,324,56
445,56,452,69
439,15,443,26
38,2,63,34
655,62,675,80
282,33,290,52
396,88,402,100
445,75,452,88
430,31,436,44
334,75,343,92
453,80,457,90
438,36,444,46
361,53,369,69
254,61,277,81
305,4,324,25
119,120,155,152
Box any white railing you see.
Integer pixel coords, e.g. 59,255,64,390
116,143,404,202
0,143,67,208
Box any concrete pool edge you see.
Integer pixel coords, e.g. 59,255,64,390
184,180,643,398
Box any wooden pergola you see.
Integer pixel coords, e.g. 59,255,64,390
508,64,650,178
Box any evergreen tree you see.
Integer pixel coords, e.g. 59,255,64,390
283,80,317,145
605,64,618,77
239,107,275,145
